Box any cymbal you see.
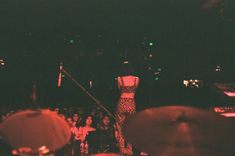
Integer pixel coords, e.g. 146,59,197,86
0,109,71,154
122,105,235,156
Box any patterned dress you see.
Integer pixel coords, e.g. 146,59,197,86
116,77,138,155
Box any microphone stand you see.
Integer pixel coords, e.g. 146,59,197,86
61,69,117,121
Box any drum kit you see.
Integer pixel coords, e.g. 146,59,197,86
0,109,71,155
122,105,235,156
1,105,235,156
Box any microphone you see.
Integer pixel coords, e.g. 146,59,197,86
57,62,63,88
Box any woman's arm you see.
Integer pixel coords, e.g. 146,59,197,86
135,77,140,88
117,77,122,89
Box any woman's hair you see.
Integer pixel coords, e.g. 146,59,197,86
118,61,135,76
80,115,96,127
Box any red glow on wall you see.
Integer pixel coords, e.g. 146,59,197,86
220,113,235,118
224,91,235,97
213,107,225,113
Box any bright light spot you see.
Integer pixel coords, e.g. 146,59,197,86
89,80,93,88
183,80,189,87
215,65,222,72
69,39,75,44
220,113,235,118
155,77,159,80
183,79,203,88
214,107,225,113
0,59,5,66
149,42,153,46
224,91,235,97
123,61,129,64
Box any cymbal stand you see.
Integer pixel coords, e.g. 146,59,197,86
61,68,117,121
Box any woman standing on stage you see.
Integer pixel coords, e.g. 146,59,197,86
115,61,139,155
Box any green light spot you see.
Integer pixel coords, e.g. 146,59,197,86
149,42,153,46
155,77,159,80
69,39,75,44
62,74,65,78
157,68,162,72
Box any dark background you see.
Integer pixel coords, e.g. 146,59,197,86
0,0,235,112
